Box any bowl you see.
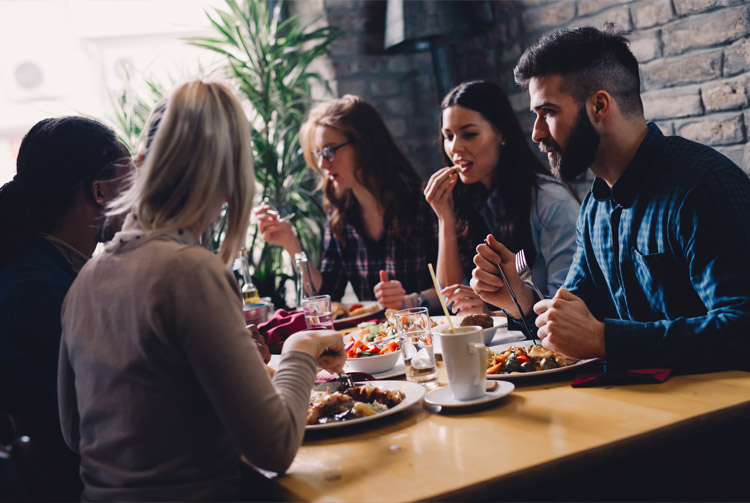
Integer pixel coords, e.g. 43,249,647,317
346,350,400,374
435,320,498,346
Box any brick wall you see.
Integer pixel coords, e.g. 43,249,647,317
295,0,750,181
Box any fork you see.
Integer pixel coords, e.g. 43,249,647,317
515,249,545,300
484,239,539,344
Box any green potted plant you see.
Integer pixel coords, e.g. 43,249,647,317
190,0,343,308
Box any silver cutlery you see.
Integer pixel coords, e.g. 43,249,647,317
515,249,545,300
484,239,539,344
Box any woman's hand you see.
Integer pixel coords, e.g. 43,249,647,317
283,330,346,375
440,284,490,316
373,270,406,310
253,204,299,252
247,324,271,364
424,166,459,223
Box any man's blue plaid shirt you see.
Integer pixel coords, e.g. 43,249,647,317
564,123,750,373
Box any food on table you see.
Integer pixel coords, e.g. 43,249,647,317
345,321,400,358
486,344,579,374
331,302,380,320
459,313,494,329
331,301,348,320
348,303,380,317
306,383,405,425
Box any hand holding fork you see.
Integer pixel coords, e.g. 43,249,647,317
472,235,539,343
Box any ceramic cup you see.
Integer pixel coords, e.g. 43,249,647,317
435,325,487,400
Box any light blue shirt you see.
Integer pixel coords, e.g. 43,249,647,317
528,175,581,296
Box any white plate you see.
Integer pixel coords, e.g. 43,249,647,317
363,358,405,379
333,301,385,328
306,380,425,430
423,381,515,408
269,355,406,380
486,340,600,380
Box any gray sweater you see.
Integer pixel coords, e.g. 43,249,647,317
59,223,316,501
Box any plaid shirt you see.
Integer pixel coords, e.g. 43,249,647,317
564,123,750,373
319,185,438,301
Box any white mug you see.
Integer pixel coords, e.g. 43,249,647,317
436,325,487,400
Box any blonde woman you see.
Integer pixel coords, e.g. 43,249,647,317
58,80,345,501
255,95,439,310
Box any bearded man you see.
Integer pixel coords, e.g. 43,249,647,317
470,25,750,373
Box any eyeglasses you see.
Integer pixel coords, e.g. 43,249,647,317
312,141,352,166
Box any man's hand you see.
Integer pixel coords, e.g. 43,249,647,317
470,234,534,317
533,288,605,359
373,270,406,309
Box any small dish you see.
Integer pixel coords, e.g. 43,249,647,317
423,381,515,408
346,350,401,374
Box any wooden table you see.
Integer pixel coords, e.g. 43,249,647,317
257,347,750,502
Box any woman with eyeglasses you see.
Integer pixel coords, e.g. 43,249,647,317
255,95,439,309
425,80,580,315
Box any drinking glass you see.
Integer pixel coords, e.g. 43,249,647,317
301,294,334,330
395,307,438,387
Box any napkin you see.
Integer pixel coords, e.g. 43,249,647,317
257,309,307,348
570,368,671,388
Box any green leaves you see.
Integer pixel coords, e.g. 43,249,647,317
190,0,343,306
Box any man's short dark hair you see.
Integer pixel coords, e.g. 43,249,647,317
514,24,643,116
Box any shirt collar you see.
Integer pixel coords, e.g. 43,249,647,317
40,234,89,273
104,212,198,254
592,122,663,207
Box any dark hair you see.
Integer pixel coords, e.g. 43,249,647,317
514,24,643,116
440,80,548,269
0,116,128,267
300,95,422,240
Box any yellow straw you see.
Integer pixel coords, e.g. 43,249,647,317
427,263,454,333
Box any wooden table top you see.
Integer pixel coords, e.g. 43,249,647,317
266,357,750,502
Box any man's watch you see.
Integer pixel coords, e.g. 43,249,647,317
415,292,429,309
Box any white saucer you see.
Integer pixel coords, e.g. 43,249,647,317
423,381,515,408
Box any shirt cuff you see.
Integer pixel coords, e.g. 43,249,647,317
602,318,651,372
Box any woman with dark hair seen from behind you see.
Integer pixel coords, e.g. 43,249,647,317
0,116,131,500
58,79,345,501
425,80,579,316
255,95,439,310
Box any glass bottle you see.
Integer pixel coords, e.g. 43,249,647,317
294,251,317,307
239,248,260,305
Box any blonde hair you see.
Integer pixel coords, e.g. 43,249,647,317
110,79,254,265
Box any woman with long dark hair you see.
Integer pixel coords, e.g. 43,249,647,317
425,80,579,313
256,95,439,310
0,116,131,499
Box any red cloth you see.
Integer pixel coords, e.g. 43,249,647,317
571,368,671,387
257,309,306,346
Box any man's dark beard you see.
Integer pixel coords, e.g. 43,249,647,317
543,106,600,182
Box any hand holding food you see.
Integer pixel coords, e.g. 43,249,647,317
470,234,535,316
253,203,299,251
283,329,346,374
423,166,459,224
373,270,406,310
533,288,605,360
440,283,490,316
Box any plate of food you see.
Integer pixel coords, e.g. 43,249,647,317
331,301,385,328
306,380,425,430
485,340,599,380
